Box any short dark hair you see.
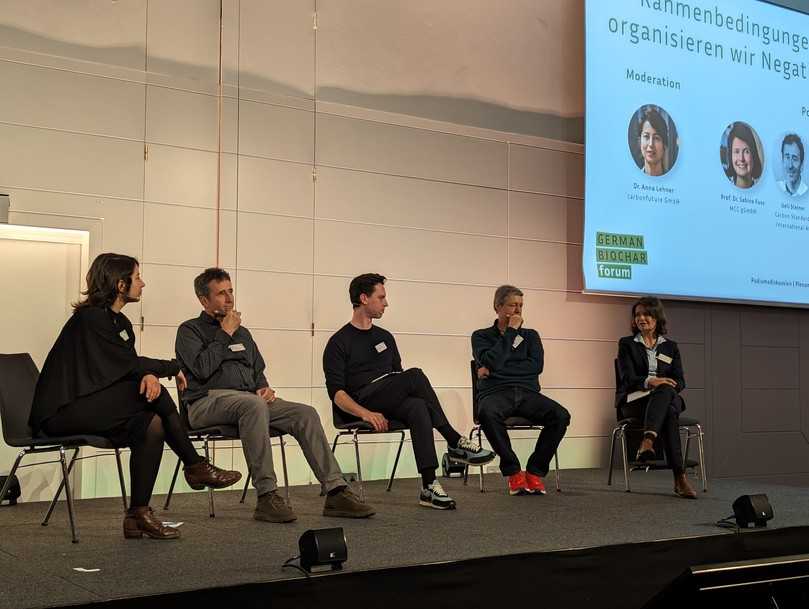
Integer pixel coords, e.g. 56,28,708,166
493,285,523,309
74,253,139,311
782,133,804,165
725,122,763,182
630,296,668,336
194,267,231,298
349,273,386,307
639,106,668,147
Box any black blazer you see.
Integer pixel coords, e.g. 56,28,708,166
615,335,686,409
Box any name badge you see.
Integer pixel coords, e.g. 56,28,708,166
375,342,387,353
119,329,129,341
657,353,673,364
512,335,524,349
229,343,246,352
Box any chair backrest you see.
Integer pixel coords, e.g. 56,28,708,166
0,353,39,446
470,360,480,424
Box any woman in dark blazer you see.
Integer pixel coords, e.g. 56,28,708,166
615,296,696,499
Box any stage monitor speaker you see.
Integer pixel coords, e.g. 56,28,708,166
643,553,809,608
733,493,774,528
299,527,347,572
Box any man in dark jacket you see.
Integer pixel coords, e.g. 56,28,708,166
471,285,570,496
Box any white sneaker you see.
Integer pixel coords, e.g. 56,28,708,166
419,481,457,510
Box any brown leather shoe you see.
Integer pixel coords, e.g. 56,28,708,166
123,507,180,540
636,436,656,462
323,485,375,518
674,473,697,499
184,460,242,490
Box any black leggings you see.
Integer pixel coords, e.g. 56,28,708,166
43,382,202,507
620,385,684,475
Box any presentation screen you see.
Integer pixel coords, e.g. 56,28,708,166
584,0,809,306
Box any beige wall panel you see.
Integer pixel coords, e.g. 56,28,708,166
742,346,799,389
0,124,143,198
238,157,314,217
235,270,313,330
313,276,495,335
523,289,629,342
555,436,610,470
140,264,205,327
220,153,238,210
146,0,220,87
145,144,218,208
239,100,314,162
742,389,800,433
140,325,178,361
540,339,616,389
0,0,146,70
509,191,583,244
317,114,507,188
146,87,218,151
101,199,143,257
315,166,508,235
394,335,473,388
314,220,507,285
509,144,584,198
509,239,583,291
250,329,312,388
236,212,313,273
222,97,239,154
142,204,217,267
218,209,238,270
239,0,315,99
664,302,706,344
678,343,705,389
741,309,801,347
0,60,144,139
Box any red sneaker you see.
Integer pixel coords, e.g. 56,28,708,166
508,471,528,495
525,472,547,495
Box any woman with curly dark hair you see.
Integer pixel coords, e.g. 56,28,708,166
30,253,242,539
615,296,696,499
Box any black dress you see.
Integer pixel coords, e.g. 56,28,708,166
30,306,180,447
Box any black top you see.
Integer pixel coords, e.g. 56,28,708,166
471,320,543,399
323,323,402,402
30,306,179,434
615,334,686,409
175,312,269,403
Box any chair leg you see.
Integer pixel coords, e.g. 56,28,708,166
607,427,618,486
203,440,215,518
163,457,182,510
554,451,561,492
331,434,339,454
463,427,475,487
353,430,364,502
58,447,79,543
683,427,691,472
240,472,251,504
619,427,631,492
279,436,290,503
696,424,708,492
43,447,80,526
0,450,25,507
114,448,127,511
386,431,405,492
477,426,485,493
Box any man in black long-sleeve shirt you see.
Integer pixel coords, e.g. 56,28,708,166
471,285,570,496
176,268,375,523
323,273,494,510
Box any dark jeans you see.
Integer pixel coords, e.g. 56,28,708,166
357,368,455,472
478,387,570,477
620,385,684,475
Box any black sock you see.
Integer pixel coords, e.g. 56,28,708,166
421,469,436,489
437,425,462,448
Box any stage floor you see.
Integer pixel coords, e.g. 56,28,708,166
3,468,808,609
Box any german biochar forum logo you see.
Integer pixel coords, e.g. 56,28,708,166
595,232,648,279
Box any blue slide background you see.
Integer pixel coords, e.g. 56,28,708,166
584,0,809,305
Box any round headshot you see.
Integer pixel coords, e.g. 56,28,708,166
628,105,679,177
720,122,764,190
774,133,807,197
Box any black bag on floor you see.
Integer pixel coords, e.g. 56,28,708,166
0,475,21,506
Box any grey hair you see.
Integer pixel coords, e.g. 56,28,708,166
493,285,523,309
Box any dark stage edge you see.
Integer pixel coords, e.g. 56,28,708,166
3,468,809,609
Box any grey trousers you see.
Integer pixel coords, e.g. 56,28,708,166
188,390,346,496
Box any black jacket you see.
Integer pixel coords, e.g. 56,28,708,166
615,335,686,409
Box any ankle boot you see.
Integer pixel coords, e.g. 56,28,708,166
184,459,242,490
674,473,697,499
636,435,656,462
123,506,180,539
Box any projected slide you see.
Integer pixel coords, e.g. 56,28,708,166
584,0,809,306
